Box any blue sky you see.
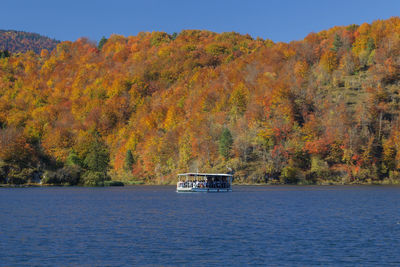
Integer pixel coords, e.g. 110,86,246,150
2,0,399,42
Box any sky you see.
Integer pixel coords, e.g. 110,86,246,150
2,0,400,43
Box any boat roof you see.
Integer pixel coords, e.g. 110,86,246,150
178,173,233,177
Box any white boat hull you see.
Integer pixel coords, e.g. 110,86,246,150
176,187,232,193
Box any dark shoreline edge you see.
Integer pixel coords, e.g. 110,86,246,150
2,181,400,188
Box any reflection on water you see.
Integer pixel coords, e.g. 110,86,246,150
1,185,400,265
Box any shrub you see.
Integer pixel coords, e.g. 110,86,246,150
42,165,82,185
81,171,110,186
280,166,299,184
352,167,374,183
56,165,82,185
42,170,57,184
104,181,124,186
310,156,330,180
7,168,34,184
0,161,9,183
248,168,268,183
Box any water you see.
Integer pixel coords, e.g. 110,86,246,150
1,186,400,266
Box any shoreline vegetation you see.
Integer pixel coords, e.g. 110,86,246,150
2,18,400,186
0,173,400,187
2,179,400,187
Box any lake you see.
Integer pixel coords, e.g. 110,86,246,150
1,185,400,266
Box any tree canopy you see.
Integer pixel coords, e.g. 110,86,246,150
2,18,400,184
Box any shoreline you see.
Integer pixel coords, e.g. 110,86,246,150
2,182,400,188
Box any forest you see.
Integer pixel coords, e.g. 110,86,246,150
0,30,59,54
1,17,400,185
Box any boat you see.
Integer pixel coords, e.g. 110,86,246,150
176,173,233,192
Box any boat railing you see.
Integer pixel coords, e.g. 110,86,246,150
177,181,231,189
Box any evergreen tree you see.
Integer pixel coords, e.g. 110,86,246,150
98,36,108,50
219,128,233,159
124,149,134,172
331,34,342,52
83,140,110,173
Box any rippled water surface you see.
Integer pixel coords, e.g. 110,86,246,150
1,185,400,266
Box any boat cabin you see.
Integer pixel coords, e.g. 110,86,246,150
177,173,233,192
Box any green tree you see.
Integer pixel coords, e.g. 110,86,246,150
66,150,81,166
332,34,343,52
280,166,299,184
367,37,375,52
81,140,110,186
83,140,110,173
219,128,233,159
98,36,108,50
124,149,134,171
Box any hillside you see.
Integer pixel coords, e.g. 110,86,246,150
1,18,400,185
0,30,59,54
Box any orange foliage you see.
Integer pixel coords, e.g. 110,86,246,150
2,18,400,183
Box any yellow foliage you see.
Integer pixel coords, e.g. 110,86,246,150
178,133,192,169
320,50,338,72
352,23,371,54
294,60,309,78
163,106,180,130
229,83,248,117
126,132,139,152
157,46,173,57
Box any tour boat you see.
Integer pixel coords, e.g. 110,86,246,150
176,173,233,192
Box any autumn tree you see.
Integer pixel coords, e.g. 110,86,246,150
320,50,338,72
2,18,400,185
